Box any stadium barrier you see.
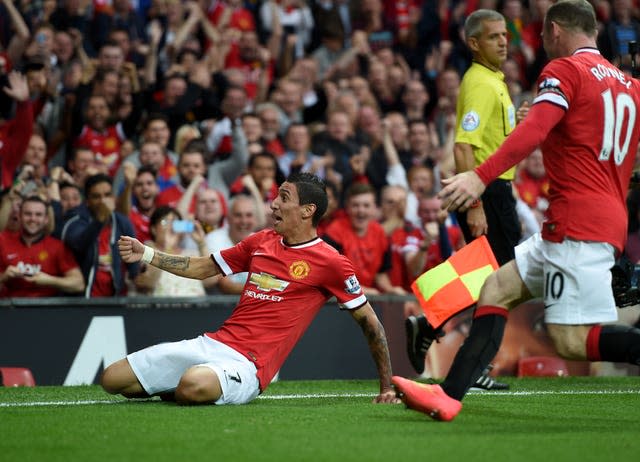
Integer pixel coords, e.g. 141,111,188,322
0,295,416,386
2,296,616,385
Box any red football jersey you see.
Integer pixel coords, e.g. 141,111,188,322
389,223,463,290
224,45,274,102
207,1,256,31
129,206,151,243
0,231,80,297
207,229,367,391
323,216,390,288
74,124,126,177
388,223,422,291
534,49,640,252
515,168,550,211
91,224,115,297
422,226,464,271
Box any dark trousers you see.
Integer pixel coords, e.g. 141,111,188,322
456,179,521,266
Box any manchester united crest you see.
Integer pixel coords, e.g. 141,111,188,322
289,260,310,280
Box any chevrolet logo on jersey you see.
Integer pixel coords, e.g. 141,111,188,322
248,272,290,292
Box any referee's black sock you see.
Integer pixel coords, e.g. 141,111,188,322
441,306,508,401
586,325,640,366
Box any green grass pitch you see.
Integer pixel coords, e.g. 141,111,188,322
0,377,638,462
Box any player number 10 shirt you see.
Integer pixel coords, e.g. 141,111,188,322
533,48,640,252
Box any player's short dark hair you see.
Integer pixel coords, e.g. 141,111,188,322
84,173,112,198
545,0,597,37
287,172,327,227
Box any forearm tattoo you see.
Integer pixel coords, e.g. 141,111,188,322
155,251,190,272
358,316,393,388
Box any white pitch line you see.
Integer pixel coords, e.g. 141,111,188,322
0,388,638,408
0,399,127,407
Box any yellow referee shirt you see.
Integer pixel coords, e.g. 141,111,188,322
455,62,516,180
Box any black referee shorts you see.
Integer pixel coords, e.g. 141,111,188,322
456,179,521,266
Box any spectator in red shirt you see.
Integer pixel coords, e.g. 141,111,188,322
515,148,549,224
322,182,405,295
0,196,84,297
404,193,464,280
0,71,33,190
156,139,208,215
117,164,159,244
207,0,256,33
223,30,274,103
73,94,127,177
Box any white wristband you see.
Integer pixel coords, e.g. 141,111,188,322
141,245,155,264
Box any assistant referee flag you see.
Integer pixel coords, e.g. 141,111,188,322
411,236,499,329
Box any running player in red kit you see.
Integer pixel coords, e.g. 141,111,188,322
102,172,399,405
392,0,640,421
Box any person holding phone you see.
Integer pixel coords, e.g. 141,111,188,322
133,206,206,297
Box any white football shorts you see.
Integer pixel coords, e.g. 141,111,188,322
127,335,260,405
515,233,618,325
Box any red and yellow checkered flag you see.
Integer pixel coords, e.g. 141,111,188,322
411,236,499,329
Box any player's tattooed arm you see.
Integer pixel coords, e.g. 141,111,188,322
155,251,190,271
350,302,400,404
152,251,220,280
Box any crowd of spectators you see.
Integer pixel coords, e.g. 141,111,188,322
0,0,639,298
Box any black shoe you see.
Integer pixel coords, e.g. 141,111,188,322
405,315,443,375
471,365,509,391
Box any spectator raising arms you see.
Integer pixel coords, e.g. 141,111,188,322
0,71,33,190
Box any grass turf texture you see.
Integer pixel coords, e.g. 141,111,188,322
0,377,638,462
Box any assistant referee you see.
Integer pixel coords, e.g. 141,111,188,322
453,9,523,265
